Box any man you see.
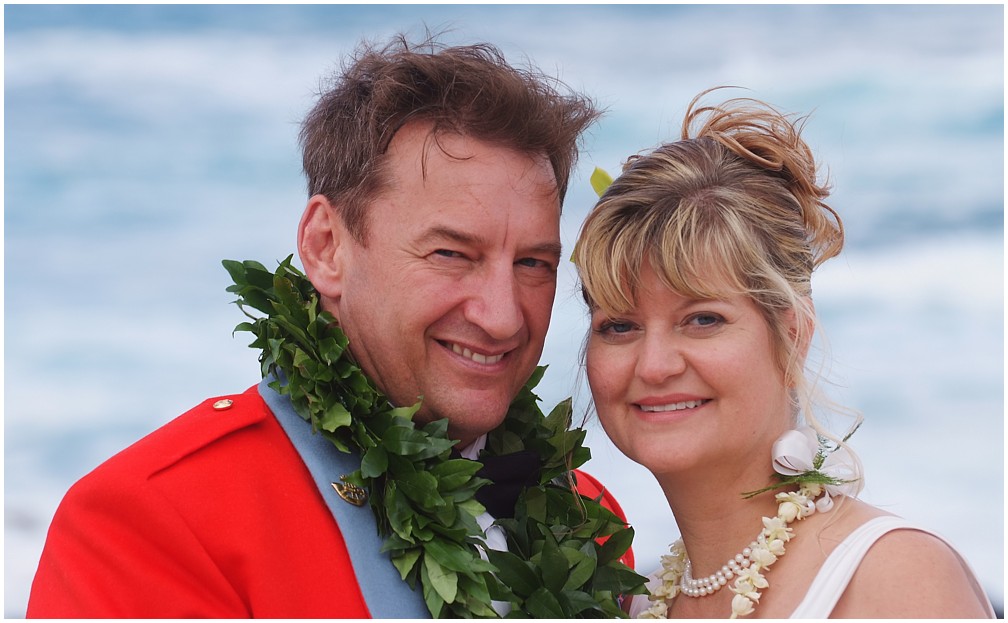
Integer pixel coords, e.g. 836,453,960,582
28,36,636,618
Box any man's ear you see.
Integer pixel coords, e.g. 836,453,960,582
297,194,345,300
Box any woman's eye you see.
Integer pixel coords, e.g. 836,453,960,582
686,313,724,329
597,320,635,335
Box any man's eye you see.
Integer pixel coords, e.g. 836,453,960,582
516,257,553,270
433,249,464,259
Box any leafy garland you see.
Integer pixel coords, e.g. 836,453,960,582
223,256,646,618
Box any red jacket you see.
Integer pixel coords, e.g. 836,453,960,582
28,385,633,618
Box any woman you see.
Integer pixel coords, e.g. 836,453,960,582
573,90,994,618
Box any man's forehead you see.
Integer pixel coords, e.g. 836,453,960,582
388,121,556,186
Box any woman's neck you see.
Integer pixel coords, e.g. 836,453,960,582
658,465,781,577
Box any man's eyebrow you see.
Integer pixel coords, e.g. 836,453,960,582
419,226,484,247
528,241,563,259
419,226,562,258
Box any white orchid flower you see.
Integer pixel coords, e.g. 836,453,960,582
730,594,756,618
762,516,793,542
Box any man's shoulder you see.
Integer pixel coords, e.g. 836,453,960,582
78,385,276,488
32,385,371,618
573,468,635,569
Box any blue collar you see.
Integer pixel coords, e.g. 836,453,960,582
259,376,430,618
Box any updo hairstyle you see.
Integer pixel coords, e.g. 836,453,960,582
574,88,845,420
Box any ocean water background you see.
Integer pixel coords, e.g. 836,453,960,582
4,4,1003,616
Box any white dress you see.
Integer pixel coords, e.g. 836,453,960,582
631,515,995,618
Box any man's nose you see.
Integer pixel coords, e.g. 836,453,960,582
463,264,524,340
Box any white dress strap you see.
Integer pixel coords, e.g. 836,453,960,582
789,515,994,618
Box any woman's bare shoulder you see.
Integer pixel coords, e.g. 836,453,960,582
828,503,992,618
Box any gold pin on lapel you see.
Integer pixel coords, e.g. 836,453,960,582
332,475,367,506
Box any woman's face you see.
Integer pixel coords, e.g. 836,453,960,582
586,265,795,482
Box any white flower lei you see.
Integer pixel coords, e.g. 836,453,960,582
639,426,862,619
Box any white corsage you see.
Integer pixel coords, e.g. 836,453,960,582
771,426,862,511
742,425,862,505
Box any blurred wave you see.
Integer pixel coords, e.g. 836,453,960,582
5,4,1002,617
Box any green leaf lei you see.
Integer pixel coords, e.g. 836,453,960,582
223,256,646,618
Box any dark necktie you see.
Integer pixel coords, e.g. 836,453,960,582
469,450,542,519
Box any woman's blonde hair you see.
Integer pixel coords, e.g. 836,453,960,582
575,88,858,447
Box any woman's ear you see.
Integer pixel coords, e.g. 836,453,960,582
297,194,345,300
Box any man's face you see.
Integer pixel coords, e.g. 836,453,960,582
331,123,561,446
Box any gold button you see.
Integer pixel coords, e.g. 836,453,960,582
212,399,234,411
332,476,368,506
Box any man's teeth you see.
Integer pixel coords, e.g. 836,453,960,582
451,343,504,364
640,400,708,412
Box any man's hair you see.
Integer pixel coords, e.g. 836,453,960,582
300,34,601,242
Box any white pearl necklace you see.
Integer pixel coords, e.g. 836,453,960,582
640,483,834,619
640,427,862,619
679,541,757,597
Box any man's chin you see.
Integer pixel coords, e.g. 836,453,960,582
411,383,523,440
442,405,512,446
